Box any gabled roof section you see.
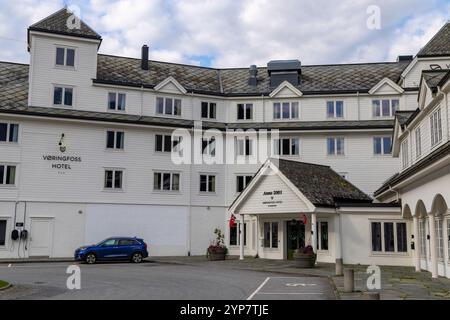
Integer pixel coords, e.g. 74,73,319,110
368,77,404,95
417,22,450,58
422,69,450,93
154,76,187,94
269,80,303,98
28,8,101,43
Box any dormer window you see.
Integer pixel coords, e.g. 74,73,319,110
156,97,181,116
108,92,126,111
372,99,399,117
55,47,75,67
201,102,216,119
53,86,73,107
273,102,299,120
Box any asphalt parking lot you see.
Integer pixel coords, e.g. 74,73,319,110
0,261,337,300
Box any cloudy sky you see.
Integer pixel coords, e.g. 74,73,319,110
0,0,449,67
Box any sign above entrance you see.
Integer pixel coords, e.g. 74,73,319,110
262,190,283,208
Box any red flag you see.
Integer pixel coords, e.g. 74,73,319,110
302,214,308,225
229,214,237,228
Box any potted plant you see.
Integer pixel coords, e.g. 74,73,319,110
293,245,316,268
206,228,228,261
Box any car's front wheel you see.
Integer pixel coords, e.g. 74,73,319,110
131,252,143,263
85,253,96,264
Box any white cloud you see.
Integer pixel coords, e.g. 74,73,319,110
0,0,449,67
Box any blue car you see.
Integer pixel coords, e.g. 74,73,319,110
74,237,148,264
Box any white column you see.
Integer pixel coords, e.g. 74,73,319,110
428,213,438,278
413,216,421,272
239,214,245,260
311,212,317,253
334,213,342,260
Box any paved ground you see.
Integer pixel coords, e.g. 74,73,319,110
0,260,337,300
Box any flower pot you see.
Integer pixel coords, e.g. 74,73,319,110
293,251,316,268
207,252,226,261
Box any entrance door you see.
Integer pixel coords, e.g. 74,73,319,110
29,218,54,257
286,220,305,259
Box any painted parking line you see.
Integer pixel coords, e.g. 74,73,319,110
247,276,334,300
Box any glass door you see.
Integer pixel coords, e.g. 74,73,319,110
286,220,305,259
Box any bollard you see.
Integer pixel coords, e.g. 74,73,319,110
343,268,354,293
335,258,343,276
365,292,380,300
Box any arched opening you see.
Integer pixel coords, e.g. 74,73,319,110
415,200,427,218
402,204,412,219
431,194,448,262
431,194,448,216
415,200,428,264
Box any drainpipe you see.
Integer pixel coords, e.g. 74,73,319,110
388,185,400,203
357,91,360,120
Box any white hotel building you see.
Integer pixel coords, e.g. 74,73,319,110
0,9,449,276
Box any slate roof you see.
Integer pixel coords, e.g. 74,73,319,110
0,62,29,108
422,70,450,91
275,158,372,207
96,54,410,96
28,8,101,41
395,110,416,128
417,22,450,57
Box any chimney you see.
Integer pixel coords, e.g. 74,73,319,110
141,45,149,70
248,65,258,86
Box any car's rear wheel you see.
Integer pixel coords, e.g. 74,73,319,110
85,253,96,264
131,252,143,263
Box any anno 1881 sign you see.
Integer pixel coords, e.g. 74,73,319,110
262,189,283,207
42,155,82,170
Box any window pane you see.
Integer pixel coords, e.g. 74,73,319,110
153,173,161,190
114,171,122,189
336,101,343,117
237,176,244,192
0,220,6,246
396,223,407,252
291,102,299,119
162,173,171,190
291,138,299,155
210,103,216,119
115,132,124,149
282,103,290,119
371,222,382,251
172,174,180,191
383,137,392,154
230,224,237,246
106,131,115,148
208,175,216,192
282,139,290,155
164,135,172,152
373,137,382,155
56,47,65,65
174,99,182,115
6,166,15,185
384,222,395,252
156,97,164,114
372,100,380,117
8,124,18,142
273,139,280,156
0,166,3,184
54,87,63,105
105,171,113,188
165,98,173,115
201,102,208,118
327,101,334,118
64,88,73,106
66,48,75,66
0,123,7,141
327,138,335,155
320,222,328,250
264,222,270,248
273,103,281,119
108,93,116,110
155,135,163,152
118,93,126,110
245,138,251,156
271,222,278,248
391,100,399,114
336,138,344,155
200,175,207,192
245,104,252,119
237,104,244,120
382,100,390,116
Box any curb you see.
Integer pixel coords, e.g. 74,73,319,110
0,259,74,264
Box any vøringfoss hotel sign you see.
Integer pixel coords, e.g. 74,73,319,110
262,190,283,207
42,155,82,170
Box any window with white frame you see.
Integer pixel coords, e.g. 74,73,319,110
104,169,123,190
436,219,444,260
0,219,6,246
236,137,253,156
53,86,73,106
0,164,16,186
415,127,422,158
155,134,182,153
419,219,427,257
373,136,392,155
106,131,124,150
326,101,344,118
263,222,278,248
200,174,216,193
273,138,299,156
371,221,407,253
372,99,399,117
237,103,253,120
108,92,126,111
201,102,216,119
202,137,216,156
153,172,180,191
447,220,450,261
156,97,182,116
229,222,247,246
236,175,252,193
0,123,18,143
430,108,442,147
273,102,299,120
55,47,75,67
316,221,329,251
401,139,409,168
327,137,344,155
